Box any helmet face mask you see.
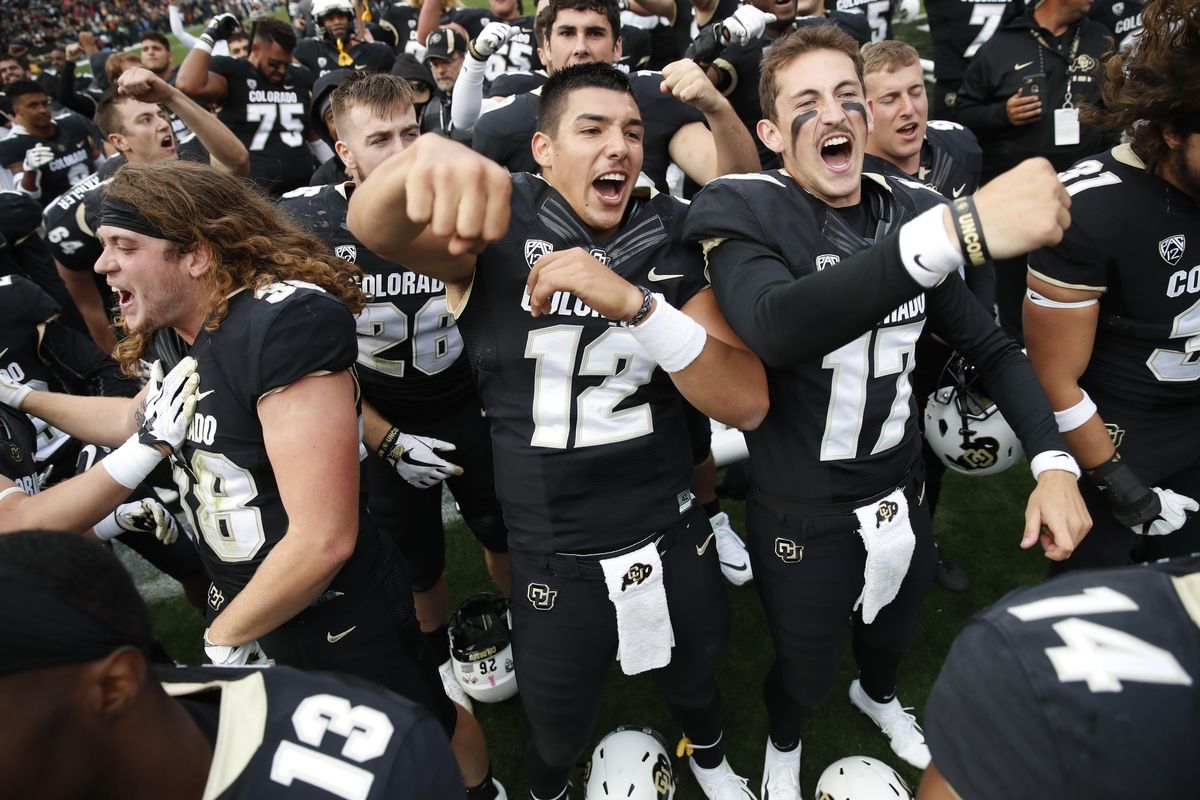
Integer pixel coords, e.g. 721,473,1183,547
814,756,912,800
923,355,1023,477
585,727,675,800
312,0,356,39
449,593,518,703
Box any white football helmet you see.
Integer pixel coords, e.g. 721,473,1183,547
894,0,920,24
584,727,675,800
311,0,354,25
448,593,518,703
815,756,913,800
923,355,1024,477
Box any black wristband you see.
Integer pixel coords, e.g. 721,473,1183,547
1085,454,1161,527
377,426,402,459
625,285,654,326
950,196,990,267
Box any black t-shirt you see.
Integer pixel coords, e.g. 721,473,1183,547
863,120,983,198
1028,144,1200,417
926,556,1200,800
472,71,704,193
279,182,476,419
210,56,315,195
294,38,396,78
160,664,464,800
457,173,707,553
150,284,378,602
0,113,95,205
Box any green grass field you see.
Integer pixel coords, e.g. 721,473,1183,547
137,14,1032,799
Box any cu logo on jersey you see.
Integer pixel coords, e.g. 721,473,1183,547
1106,423,1126,448
875,500,899,528
1113,1,1124,13
335,244,358,263
651,753,673,798
208,583,226,612
815,253,840,271
8,444,21,462
620,562,653,591
524,239,553,268
589,248,610,265
952,436,1000,471
527,582,557,610
775,538,803,563
1159,235,1186,266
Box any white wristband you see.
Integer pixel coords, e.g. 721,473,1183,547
1030,450,1081,480
1053,390,1097,433
898,205,964,289
101,435,164,489
92,512,124,541
627,293,707,373
194,37,214,53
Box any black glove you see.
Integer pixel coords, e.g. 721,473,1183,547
1085,455,1161,528
203,12,241,44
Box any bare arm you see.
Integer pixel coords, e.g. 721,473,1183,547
204,371,361,646
18,385,142,447
630,0,676,20
416,0,445,45
662,59,759,183
174,45,229,105
0,463,133,533
56,264,118,354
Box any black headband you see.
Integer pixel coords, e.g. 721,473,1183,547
0,565,145,676
98,195,184,243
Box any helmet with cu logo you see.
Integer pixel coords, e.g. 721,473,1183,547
923,353,1023,477
584,726,675,800
448,593,518,703
815,756,913,800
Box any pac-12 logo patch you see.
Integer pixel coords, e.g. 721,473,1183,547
524,239,553,268
815,253,840,271
527,582,557,610
335,244,357,263
1159,235,1186,266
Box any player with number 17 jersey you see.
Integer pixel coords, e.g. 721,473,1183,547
457,174,708,553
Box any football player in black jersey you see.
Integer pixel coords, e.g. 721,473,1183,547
683,26,1089,796
1024,0,1200,571
826,0,893,41
0,530,465,800
19,161,504,800
0,79,100,206
295,0,396,78
470,0,760,192
350,63,769,800
280,72,512,714
920,555,1200,800
175,17,321,196
46,66,251,355
924,0,1011,118
139,30,178,83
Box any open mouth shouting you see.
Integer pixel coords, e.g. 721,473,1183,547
820,133,854,173
591,170,630,207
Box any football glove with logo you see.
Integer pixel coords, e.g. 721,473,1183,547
93,498,181,544
0,372,32,409
204,629,273,666
719,6,776,46
377,427,463,488
202,12,241,43
1133,487,1199,536
470,22,515,60
22,143,53,172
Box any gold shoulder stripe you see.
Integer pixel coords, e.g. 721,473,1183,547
1027,267,1108,294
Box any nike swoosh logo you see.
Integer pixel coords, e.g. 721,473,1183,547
695,531,716,556
327,626,356,643
1014,61,1034,70
197,389,215,401
952,184,967,198
719,560,749,572
648,267,684,282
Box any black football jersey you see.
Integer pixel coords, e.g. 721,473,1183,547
686,170,1026,503
210,57,315,196
378,3,421,48
472,71,704,194
1028,145,1200,416
485,68,546,99
926,0,1011,83
864,120,982,198
478,15,539,83
279,182,475,419
42,174,114,322
160,665,464,800
825,0,892,41
0,401,38,494
457,174,707,553
1089,0,1142,51
926,557,1200,800
0,113,95,206
294,38,396,78
150,284,380,600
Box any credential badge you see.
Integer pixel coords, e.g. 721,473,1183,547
1159,234,1185,266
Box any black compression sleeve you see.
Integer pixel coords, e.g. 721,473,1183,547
708,231,926,367
38,320,139,398
927,274,1066,458
56,61,97,119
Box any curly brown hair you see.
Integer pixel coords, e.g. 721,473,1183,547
104,160,364,375
1081,0,1200,168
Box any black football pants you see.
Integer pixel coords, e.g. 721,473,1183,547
746,472,937,747
509,505,729,799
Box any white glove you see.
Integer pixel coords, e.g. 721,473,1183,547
204,629,273,667
0,371,32,409
1132,488,1200,536
93,498,181,544
471,21,515,59
720,5,776,45
139,357,199,451
22,143,53,172
377,428,463,488
404,38,427,61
